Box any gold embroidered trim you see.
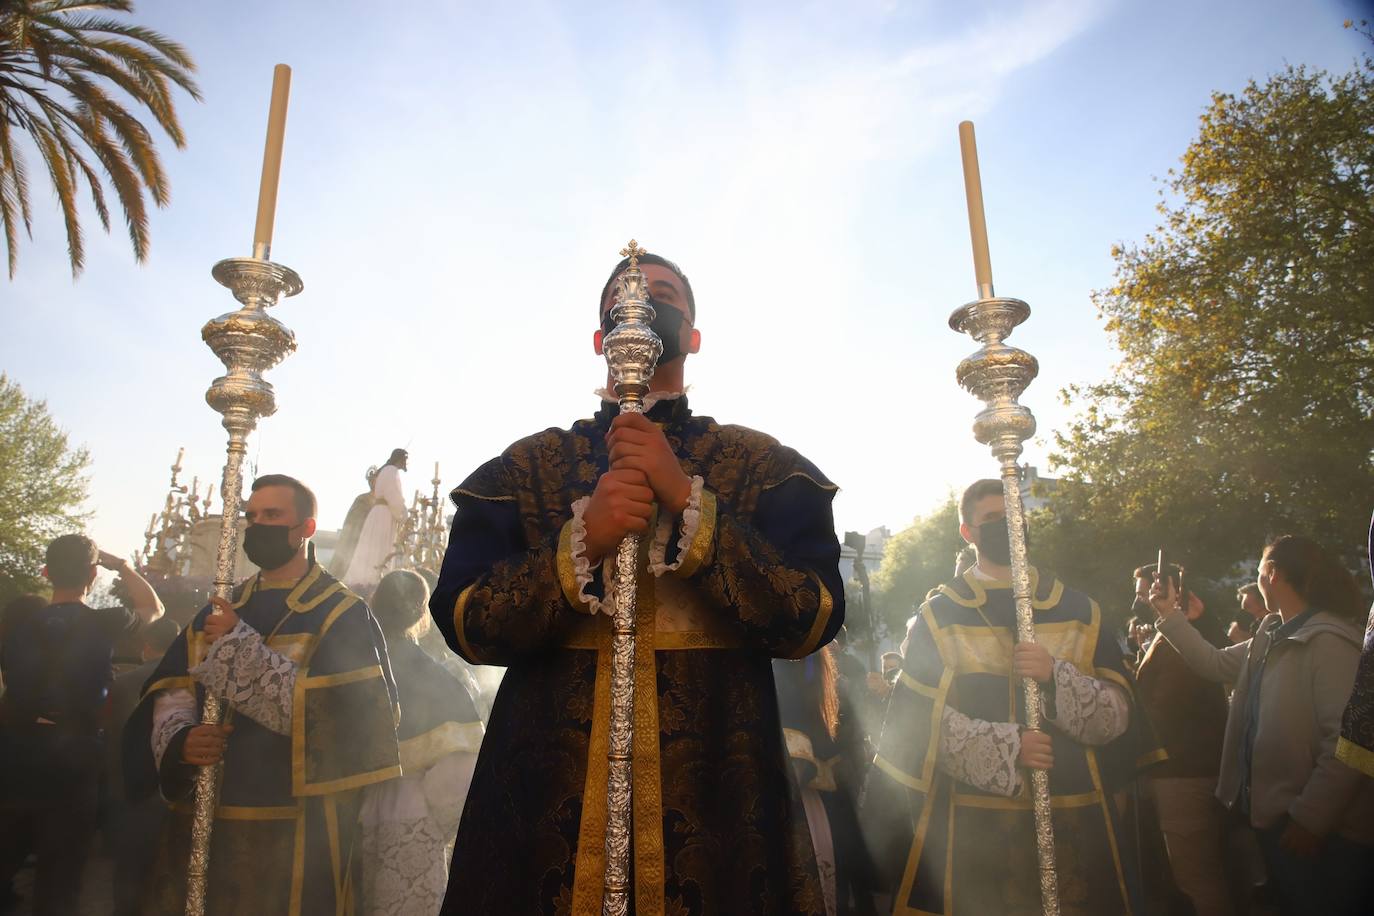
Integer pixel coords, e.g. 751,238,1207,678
1086,748,1133,914
760,470,839,493
301,665,384,689
556,520,586,611
1137,747,1170,769
451,582,484,664
290,806,306,916
142,675,193,700
633,571,665,916
871,668,952,793
673,488,716,579
893,772,943,916
1337,737,1374,778
452,487,516,503
781,572,835,660
570,620,614,914
399,720,485,773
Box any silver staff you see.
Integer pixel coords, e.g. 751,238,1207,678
600,240,663,916
949,121,1060,915
185,64,302,916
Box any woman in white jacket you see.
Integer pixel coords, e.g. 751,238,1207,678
1149,535,1373,916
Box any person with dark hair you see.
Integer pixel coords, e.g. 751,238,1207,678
1229,583,1267,645
0,534,162,915
124,474,401,915
775,647,880,916
343,448,409,591
430,249,843,914
1130,563,1233,916
1149,535,1374,915
359,570,482,915
864,479,1153,914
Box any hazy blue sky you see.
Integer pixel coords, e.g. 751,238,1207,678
3,0,1370,558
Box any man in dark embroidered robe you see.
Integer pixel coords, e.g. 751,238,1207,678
1336,511,1374,778
430,251,844,916
125,474,401,915
865,479,1154,916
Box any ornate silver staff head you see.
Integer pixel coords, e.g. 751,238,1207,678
603,240,663,414
949,296,1039,464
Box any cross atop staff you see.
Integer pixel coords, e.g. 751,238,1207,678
620,238,646,265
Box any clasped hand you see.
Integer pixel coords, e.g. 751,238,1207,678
583,413,692,564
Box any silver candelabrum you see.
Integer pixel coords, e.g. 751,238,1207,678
185,254,302,916
599,240,663,916
948,294,1060,916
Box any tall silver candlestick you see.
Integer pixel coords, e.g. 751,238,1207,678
951,120,1059,915
599,240,662,916
186,255,301,915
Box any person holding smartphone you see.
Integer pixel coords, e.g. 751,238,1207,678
0,535,164,914
1148,535,1374,915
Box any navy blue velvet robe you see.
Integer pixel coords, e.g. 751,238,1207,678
429,397,844,916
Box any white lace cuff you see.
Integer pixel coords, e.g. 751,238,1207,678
567,496,611,615
937,707,1023,797
648,475,705,575
190,619,298,736
1042,659,1130,746
151,688,198,771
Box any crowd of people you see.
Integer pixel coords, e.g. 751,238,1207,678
0,484,486,915
1,248,1371,916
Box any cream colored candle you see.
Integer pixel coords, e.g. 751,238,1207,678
253,65,292,259
958,121,995,299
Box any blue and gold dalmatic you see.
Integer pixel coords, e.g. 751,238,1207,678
126,564,401,915
868,567,1157,916
430,396,844,916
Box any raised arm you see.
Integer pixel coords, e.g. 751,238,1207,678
100,550,164,624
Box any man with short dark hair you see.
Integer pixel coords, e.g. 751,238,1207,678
866,479,1150,914
1131,563,1233,916
0,534,163,915
126,474,401,914
431,250,843,914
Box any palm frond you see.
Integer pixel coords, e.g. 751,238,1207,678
0,0,198,276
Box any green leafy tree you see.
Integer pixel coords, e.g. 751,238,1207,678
0,0,201,276
871,496,966,635
1040,57,1374,610
0,373,90,606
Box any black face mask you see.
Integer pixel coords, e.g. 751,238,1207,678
975,518,1014,567
602,298,688,366
242,523,301,572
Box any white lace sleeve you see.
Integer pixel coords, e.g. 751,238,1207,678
936,706,1023,797
568,496,608,615
190,619,297,735
151,688,198,770
1042,659,1130,746
648,475,705,576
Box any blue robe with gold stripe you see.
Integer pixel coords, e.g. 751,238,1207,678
126,564,401,915
867,568,1151,916
429,396,844,916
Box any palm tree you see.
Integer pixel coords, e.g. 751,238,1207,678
0,0,200,277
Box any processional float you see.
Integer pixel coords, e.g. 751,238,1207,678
186,64,303,916
599,240,663,916
950,121,1059,915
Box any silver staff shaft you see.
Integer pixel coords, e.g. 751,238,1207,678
186,256,302,915
950,294,1060,916
600,241,663,916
